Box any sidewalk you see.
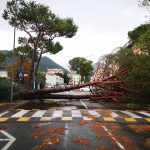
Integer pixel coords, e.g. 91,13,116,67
0,100,28,112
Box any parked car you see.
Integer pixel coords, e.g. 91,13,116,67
80,86,90,92
55,83,67,87
45,83,54,88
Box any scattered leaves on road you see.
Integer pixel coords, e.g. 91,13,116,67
31,126,68,149
42,126,68,135
0,126,7,130
77,120,87,126
31,145,41,150
83,114,95,120
128,125,150,133
96,135,104,141
72,137,89,146
30,133,41,139
94,146,111,150
96,110,112,116
43,135,61,145
110,127,139,150
9,109,17,112
32,125,44,129
146,138,150,148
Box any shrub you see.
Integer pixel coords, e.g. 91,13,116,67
0,77,21,101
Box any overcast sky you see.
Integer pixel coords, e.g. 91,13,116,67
0,0,148,69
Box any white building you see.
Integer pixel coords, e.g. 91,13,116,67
0,71,8,78
68,71,81,85
47,69,63,75
45,69,64,87
46,74,64,87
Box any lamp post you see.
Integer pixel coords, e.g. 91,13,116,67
10,0,17,102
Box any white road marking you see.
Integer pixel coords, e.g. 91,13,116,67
80,100,88,109
51,110,63,118
11,110,30,118
121,111,142,118
102,126,125,150
70,106,77,110
63,107,71,111
63,124,69,148
31,110,46,117
0,130,16,150
111,112,119,118
138,111,150,117
0,139,10,141
0,111,9,117
71,110,82,117
88,110,101,117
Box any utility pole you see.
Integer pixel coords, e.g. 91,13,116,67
10,0,17,102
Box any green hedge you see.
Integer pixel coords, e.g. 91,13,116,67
0,77,20,100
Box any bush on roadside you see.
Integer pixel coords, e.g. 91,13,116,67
0,77,21,101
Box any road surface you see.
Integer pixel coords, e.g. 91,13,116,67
0,98,150,150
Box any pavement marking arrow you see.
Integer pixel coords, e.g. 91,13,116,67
0,130,16,150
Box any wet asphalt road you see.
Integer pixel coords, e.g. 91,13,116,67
0,94,150,150
0,121,150,150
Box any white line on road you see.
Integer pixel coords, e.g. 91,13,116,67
51,110,63,118
31,110,46,117
11,110,30,118
111,112,119,118
138,111,150,117
0,130,16,150
121,111,142,118
0,111,9,117
71,110,82,117
102,126,125,150
80,99,88,109
88,110,101,117
0,139,10,141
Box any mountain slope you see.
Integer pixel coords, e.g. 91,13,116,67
39,56,68,72
0,50,68,72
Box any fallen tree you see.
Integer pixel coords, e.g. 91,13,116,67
19,68,128,101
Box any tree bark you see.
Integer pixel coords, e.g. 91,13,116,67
28,48,36,88
19,68,128,102
34,50,43,76
22,93,117,101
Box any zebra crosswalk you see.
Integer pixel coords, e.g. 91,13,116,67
0,109,150,123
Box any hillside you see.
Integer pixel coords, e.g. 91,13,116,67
39,56,68,72
0,50,68,72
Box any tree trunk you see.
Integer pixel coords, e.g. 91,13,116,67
22,93,117,100
19,68,128,102
34,51,42,76
28,49,36,88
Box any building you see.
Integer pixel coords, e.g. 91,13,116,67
0,70,8,78
46,74,64,87
45,69,64,87
68,71,81,85
47,69,63,75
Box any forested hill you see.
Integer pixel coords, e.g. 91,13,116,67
0,50,68,73
39,56,68,72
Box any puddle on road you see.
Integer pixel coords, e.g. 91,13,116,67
16,100,85,110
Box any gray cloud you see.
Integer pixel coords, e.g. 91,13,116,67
0,0,148,68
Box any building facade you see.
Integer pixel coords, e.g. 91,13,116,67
46,74,64,87
45,69,64,87
0,71,8,78
47,69,64,75
68,71,81,85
